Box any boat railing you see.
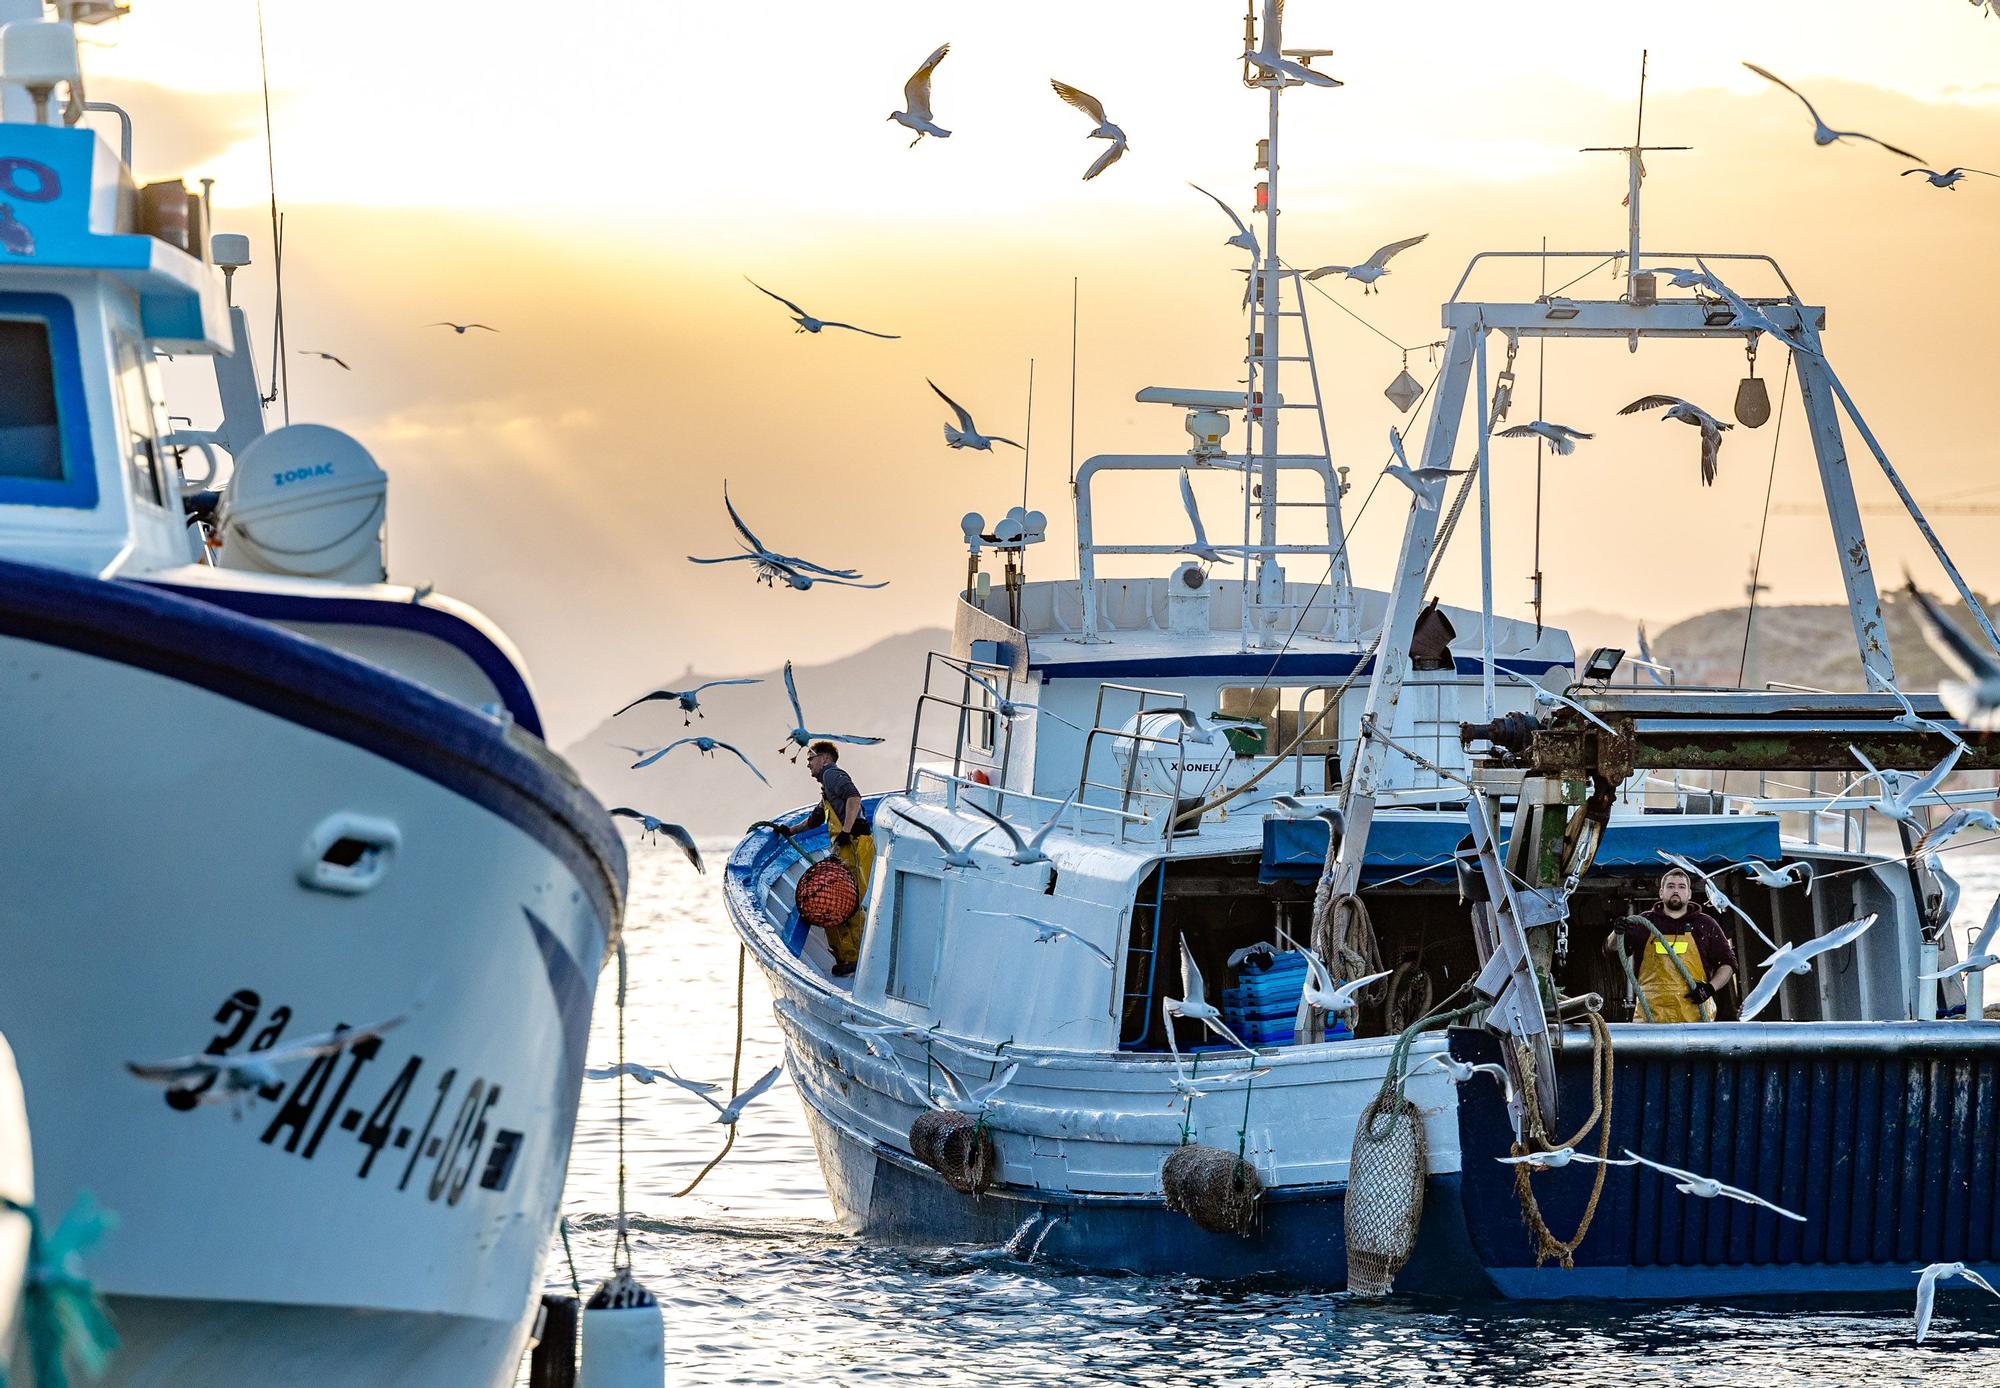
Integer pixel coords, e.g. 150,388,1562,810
1073,681,1200,843
902,650,1019,794
904,766,1145,839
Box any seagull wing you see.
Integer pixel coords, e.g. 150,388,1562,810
1050,924,1115,967
927,378,977,433
1549,689,1617,735
722,482,767,553
1302,264,1352,280
1024,791,1078,853
1721,1183,1807,1221
1618,395,1686,415
1178,470,1212,550
1901,744,1966,811
1737,963,1791,1022
613,690,677,716
1623,1149,1709,1186
1299,945,1334,998
745,278,809,320
818,321,901,340
783,660,805,728
1906,578,2000,687
1794,912,1878,965
1917,1263,1944,1342
884,805,954,855
1388,426,1412,470
125,1054,223,1084
691,678,762,694
904,44,950,122
1188,182,1255,245
1177,938,1208,1011
968,1062,1021,1105
1082,138,1127,181
732,1064,784,1110
1327,968,1393,1011
1742,62,1825,128
660,823,706,874
1494,424,1540,440
1963,1267,2000,1297
1847,131,1927,164
818,732,886,745
965,799,1031,856
717,741,770,785
1362,233,1428,271
1972,895,2000,958
256,1010,413,1068
1050,79,1107,125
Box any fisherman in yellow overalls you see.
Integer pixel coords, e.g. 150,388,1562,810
1604,865,1738,1023
782,741,874,977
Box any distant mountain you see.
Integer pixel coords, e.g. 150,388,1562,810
564,627,950,835
1650,588,1986,692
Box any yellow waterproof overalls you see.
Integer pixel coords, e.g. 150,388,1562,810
1634,929,1715,1024
822,793,874,967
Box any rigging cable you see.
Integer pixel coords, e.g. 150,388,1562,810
1736,354,1796,688
671,943,748,1198
254,0,289,423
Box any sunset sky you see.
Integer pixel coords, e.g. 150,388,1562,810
76,1,2000,741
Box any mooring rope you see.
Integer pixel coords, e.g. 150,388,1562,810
1507,1009,1615,1269
672,943,748,1199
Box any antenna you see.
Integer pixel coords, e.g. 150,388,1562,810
256,0,289,423
1021,358,1035,512
1581,50,1689,303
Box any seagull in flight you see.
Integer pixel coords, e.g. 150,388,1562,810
1657,850,1781,949
1299,949,1389,1019
1827,743,1965,824
928,379,1021,452
745,279,898,339
1737,912,1879,1021
1623,1149,1806,1221
1618,395,1733,486
1647,266,1715,290
666,1063,784,1126
1915,1261,2000,1344
1168,1065,1273,1104
1304,234,1427,293
296,349,351,371
1163,939,1256,1058
1865,666,1969,752
889,43,952,146
1491,666,1617,735
1409,1051,1514,1107
779,659,885,761
1385,425,1462,511
1495,420,1593,456
1050,80,1127,181
966,790,1076,866
1923,894,2000,982
1243,1,1342,89
689,484,885,590
882,804,994,871
967,910,1116,967
1635,621,1668,685
1742,63,1926,163
128,1006,413,1105
1177,469,1238,565
1903,166,1998,190
1496,1147,1633,1170
1915,807,2000,857
1189,182,1258,258
946,662,1081,731
924,1058,1020,1117
630,736,769,785
1907,577,2000,730
1731,858,1816,896
585,1061,713,1089
428,321,497,334
614,678,761,725
1693,259,1822,357
608,808,704,873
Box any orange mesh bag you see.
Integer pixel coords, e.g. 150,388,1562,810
796,859,860,928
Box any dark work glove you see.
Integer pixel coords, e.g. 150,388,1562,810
774,825,793,839
1686,979,1716,1005
835,831,854,848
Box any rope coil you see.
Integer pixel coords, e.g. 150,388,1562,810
1506,1009,1615,1269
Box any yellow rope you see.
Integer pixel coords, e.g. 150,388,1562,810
672,944,747,1198
1507,1010,1614,1269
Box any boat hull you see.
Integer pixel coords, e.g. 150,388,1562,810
0,559,623,1386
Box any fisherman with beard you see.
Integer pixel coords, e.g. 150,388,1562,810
1604,865,1738,1023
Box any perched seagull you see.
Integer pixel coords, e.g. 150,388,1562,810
1163,940,1256,1057
1189,182,1259,257
1298,948,1390,1018
1916,807,2000,857
1304,234,1428,293
967,910,1115,967
1922,896,2000,982
608,809,704,873
1635,621,1668,685
1737,913,1879,1022
1742,63,1926,163
1903,166,1998,190
951,663,1081,731
614,678,761,725
778,660,885,761
1693,259,1821,356
1384,426,1462,512
585,1062,713,1089
745,279,898,339
929,379,1021,452
1495,420,1594,456
1496,1147,1633,1170
296,349,350,371
1732,858,1816,896
1410,1051,1515,1107
883,806,993,871
1623,1149,1806,1221
427,321,497,334
1828,743,1964,824
1618,395,1734,487
1177,469,1237,565
889,43,952,146
1907,577,2000,730
966,791,1077,867
1492,666,1617,736
1866,666,1969,752
667,1064,783,1126
631,736,769,785
1915,1261,2000,1344
1050,80,1127,181
1657,850,1781,949
128,1006,412,1104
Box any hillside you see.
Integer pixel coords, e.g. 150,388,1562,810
1650,587,1986,691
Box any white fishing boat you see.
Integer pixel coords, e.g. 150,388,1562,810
728,5,1999,1297
0,5,621,1381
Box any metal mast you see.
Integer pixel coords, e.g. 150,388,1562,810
1582,51,1687,307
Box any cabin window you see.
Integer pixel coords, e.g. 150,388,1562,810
885,871,944,1005
0,318,64,483
0,293,98,509
117,341,165,508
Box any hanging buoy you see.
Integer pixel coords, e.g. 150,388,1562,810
909,1110,996,1193
578,1269,664,1388
1160,1144,1262,1237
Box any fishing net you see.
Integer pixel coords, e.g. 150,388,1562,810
796,859,859,929
1344,1082,1427,1296
908,1110,996,1194
1160,1144,1263,1237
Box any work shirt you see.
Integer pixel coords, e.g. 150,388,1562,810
1616,906,1737,977
812,764,869,834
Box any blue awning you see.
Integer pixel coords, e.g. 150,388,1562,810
1259,811,1784,885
